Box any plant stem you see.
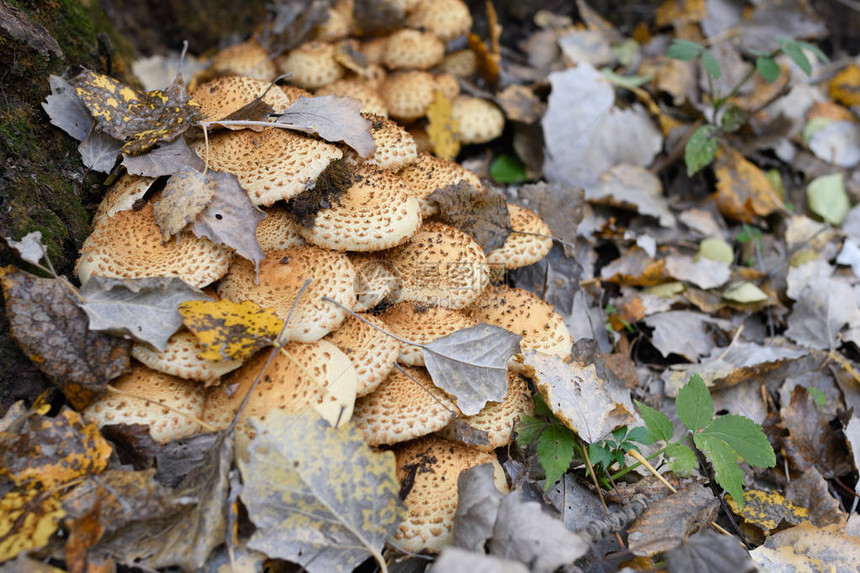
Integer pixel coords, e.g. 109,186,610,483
609,445,669,480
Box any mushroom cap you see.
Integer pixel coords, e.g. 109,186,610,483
278,84,314,104
379,302,476,366
277,41,345,89
256,205,306,251
394,436,506,553
217,245,356,342
406,0,473,41
342,114,418,170
486,204,553,269
348,253,400,312
189,128,343,206
397,152,483,217
352,366,458,446
324,313,400,396
383,29,445,70
360,36,389,65
379,70,436,122
439,49,478,78
433,72,461,101
436,371,534,451
315,79,389,117
131,329,244,386
83,364,207,444
387,222,490,310
76,202,232,288
191,76,291,121
210,39,277,81
312,0,355,42
298,165,422,252
468,285,572,359
92,173,155,227
451,96,505,144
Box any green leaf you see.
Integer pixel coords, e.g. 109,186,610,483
588,443,612,468
676,374,714,432
601,68,653,90
694,432,746,507
807,173,849,226
780,39,812,76
699,415,776,468
668,39,704,61
701,51,722,79
685,125,719,176
794,41,829,64
720,105,747,133
516,414,548,447
534,392,553,418
489,154,528,184
666,443,698,476
625,426,654,446
635,401,674,443
537,425,577,488
808,387,826,406
612,426,628,444
756,57,781,83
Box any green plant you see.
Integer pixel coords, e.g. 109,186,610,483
605,303,635,333
587,425,652,478
667,37,828,176
516,394,578,488
736,223,763,267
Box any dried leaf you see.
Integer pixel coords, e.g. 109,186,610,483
627,484,719,557
426,90,460,161
265,0,331,53
154,167,219,240
431,548,530,573
642,311,726,361
780,386,851,479
714,146,784,223
178,299,283,360
518,182,585,257
122,137,205,178
452,464,504,552
428,182,512,253
42,75,93,142
78,130,123,173
752,522,860,572
726,490,809,532
274,95,376,157
665,255,731,290
830,64,860,107
353,0,405,35
0,489,65,561
239,411,405,573
666,530,757,573
586,164,675,228
4,231,48,267
807,173,850,225
785,278,859,349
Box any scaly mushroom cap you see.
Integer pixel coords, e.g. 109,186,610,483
277,41,345,89
360,37,389,65
383,29,445,70
406,0,473,41
76,202,232,288
394,436,507,553
190,128,343,206
349,253,400,312
468,285,572,359
324,313,400,396
439,49,478,78
379,302,476,366
279,84,314,104
255,205,306,251
379,70,436,122
436,371,534,451
312,0,355,42
298,165,422,252
315,79,389,117
92,173,155,227
352,366,458,446
451,96,505,144
387,222,490,310
210,39,277,81
131,329,243,386
217,245,355,342
433,72,461,101
191,76,291,121
343,114,418,170
83,364,207,444
487,204,553,269
397,152,483,216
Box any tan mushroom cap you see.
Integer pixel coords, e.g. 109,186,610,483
349,253,400,312
92,173,155,227
83,364,207,444
469,285,572,359
407,0,473,41
439,49,478,78
324,313,400,396
76,202,232,288
343,114,418,170
451,96,505,144
191,76,291,121
131,329,243,386
315,79,389,117
279,84,314,104
394,436,507,553
387,222,490,310
353,366,458,446
407,122,433,154
397,152,483,216
277,41,345,89
217,245,355,342
436,371,533,451
312,0,355,42
189,128,343,206
210,39,277,81
298,165,422,252
487,204,553,269
256,205,306,251
379,70,437,122
433,72,461,101
383,29,445,70
379,302,476,366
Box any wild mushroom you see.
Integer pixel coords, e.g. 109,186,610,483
406,0,473,42
379,301,476,366
383,29,445,70
397,152,483,217
191,76,291,121
92,173,155,227
486,204,553,270
277,41,345,89
255,205,306,251
209,39,277,81
131,329,243,386
324,313,400,396
348,252,400,312
379,70,437,122
316,79,389,117
342,114,418,170
451,96,505,144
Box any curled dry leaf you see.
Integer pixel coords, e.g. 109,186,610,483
428,182,512,254
4,231,48,267
273,95,376,157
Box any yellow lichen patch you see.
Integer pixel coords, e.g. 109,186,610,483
727,490,809,532
0,489,65,560
178,299,283,361
426,90,460,161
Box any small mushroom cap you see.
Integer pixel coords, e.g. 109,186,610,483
92,173,155,227
397,152,483,217
433,72,461,101
298,165,422,252
278,84,314,104
348,253,400,312
383,29,445,70
315,79,389,117
406,0,473,41
191,76,291,121
394,436,506,553
451,96,505,144
379,302,476,366
342,114,418,170
324,313,400,396
190,128,343,206
83,364,207,444
379,70,436,122
312,0,355,42
360,37,389,65
436,371,534,451
210,39,277,81
387,222,490,310
353,366,458,446
277,41,345,89
486,204,553,269
76,202,232,288
255,205,306,251
439,49,478,78
131,329,243,386
468,285,572,360
217,245,356,342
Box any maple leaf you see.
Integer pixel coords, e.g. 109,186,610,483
426,90,460,161
428,182,512,253
178,299,284,361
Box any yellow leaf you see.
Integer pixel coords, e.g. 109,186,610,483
727,490,809,532
0,489,65,560
714,146,784,223
426,90,460,161
655,0,705,27
830,64,860,107
178,299,283,361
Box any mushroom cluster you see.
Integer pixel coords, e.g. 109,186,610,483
78,5,572,554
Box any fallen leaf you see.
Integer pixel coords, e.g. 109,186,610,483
585,164,675,228
642,311,727,360
42,75,93,142
428,182,512,253
721,281,769,304
78,130,123,173
122,137,204,178
627,484,719,557
807,173,850,225
154,167,219,240
452,464,504,553
726,490,809,532
265,0,331,53
178,299,283,361
353,0,405,35
0,489,65,561
600,246,667,287
495,84,543,124
807,121,860,168
426,89,460,161
752,522,860,572
273,95,376,157
714,146,784,223
431,547,530,573
4,231,48,267
517,182,585,257
665,255,731,290
665,530,757,573
785,278,859,349
830,64,860,107
154,432,222,487
780,386,851,479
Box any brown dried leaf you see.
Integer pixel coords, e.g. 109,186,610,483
714,146,784,223
627,484,718,557
780,386,851,478
518,182,584,257
428,182,511,253
786,467,847,527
